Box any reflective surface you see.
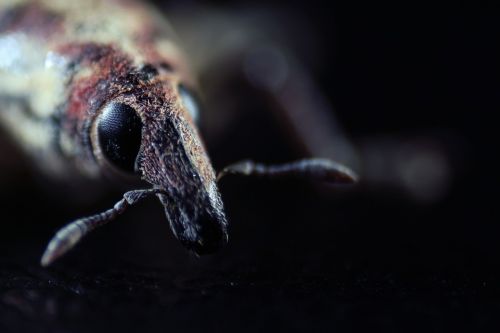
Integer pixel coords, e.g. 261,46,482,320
0,0,493,332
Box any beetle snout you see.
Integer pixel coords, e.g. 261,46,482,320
137,112,229,255
157,191,228,255
183,208,228,255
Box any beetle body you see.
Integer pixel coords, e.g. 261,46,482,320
0,0,228,260
0,0,357,266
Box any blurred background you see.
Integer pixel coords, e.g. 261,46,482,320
0,0,496,332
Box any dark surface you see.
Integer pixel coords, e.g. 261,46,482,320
0,1,496,332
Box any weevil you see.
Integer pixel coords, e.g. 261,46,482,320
0,0,358,266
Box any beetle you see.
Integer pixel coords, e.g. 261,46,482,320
0,0,357,266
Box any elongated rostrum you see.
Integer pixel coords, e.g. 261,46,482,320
0,0,357,266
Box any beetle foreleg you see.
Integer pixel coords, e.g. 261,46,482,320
40,188,166,267
217,158,358,184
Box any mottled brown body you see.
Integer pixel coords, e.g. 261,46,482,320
0,0,195,174
0,0,228,258
1,0,358,265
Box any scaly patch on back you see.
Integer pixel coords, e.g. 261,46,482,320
0,2,63,38
1,0,231,263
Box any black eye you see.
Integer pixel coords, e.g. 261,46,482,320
178,84,200,124
97,102,143,172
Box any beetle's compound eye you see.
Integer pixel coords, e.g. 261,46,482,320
178,84,200,124
96,102,143,173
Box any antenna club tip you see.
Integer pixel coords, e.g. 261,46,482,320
40,249,54,267
345,169,360,183
39,235,71,267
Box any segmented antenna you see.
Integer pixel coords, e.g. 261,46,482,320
217,158,359,184
41,188,166,267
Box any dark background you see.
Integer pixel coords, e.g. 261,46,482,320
0,1,496,332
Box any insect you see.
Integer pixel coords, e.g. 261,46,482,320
0,0,357,266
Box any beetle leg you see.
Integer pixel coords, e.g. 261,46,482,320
218,158,358,184
171,6,452,203
170,6,360,167
40,188,166,266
